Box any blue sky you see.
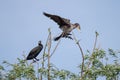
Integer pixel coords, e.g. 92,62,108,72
0,0,120,75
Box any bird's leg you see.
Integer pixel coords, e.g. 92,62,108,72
59,32,73,40
63,33,73,40
66,33,72,35
64,35,73,39
35,57,39,61
33,59,36,63
54,32,72,41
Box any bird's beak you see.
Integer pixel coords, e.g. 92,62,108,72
77,26,80,30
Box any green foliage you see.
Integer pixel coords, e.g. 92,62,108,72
80,49,120,80
0,49,120,80
38,67,79,80
2,58,36,80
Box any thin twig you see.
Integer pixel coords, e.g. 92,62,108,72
39,28,61,80
47,28,52,80
93,31,99,52
72,32,84,79
42,32,50,66
37,62,39,80
40,30,50,80
50,39,61,58
87,31,99,68
39,37,61,62
82,31,99,79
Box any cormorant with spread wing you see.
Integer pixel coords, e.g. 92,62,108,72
26,41,43,62
43,12,80,41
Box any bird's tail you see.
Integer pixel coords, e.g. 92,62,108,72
54,33,73,41
54,34,62,41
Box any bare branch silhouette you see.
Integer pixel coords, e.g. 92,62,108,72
81,31,99,79
47,28,52,80
50,39,61,58
72,32,84,79
40,29,51,80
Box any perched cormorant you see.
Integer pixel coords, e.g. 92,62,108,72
26,41,43,62
43,12,80,41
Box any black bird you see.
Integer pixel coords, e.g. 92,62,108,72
26,41,43,62
43,12,80,41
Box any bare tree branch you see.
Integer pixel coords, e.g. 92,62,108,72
87,31,99,68
50,39,61,58
72,32,84,79
93,31,99,52
82,31,99,79
40,29,51,80
47,28,52,80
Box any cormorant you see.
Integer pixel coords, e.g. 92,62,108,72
26,41,43,62
43,12,80,41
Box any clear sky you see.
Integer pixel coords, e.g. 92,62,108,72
0,0,120,75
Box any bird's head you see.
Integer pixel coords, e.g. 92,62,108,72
38,41,41,45
74,23,80,30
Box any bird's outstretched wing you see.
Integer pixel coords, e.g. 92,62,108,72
43,12,70,28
